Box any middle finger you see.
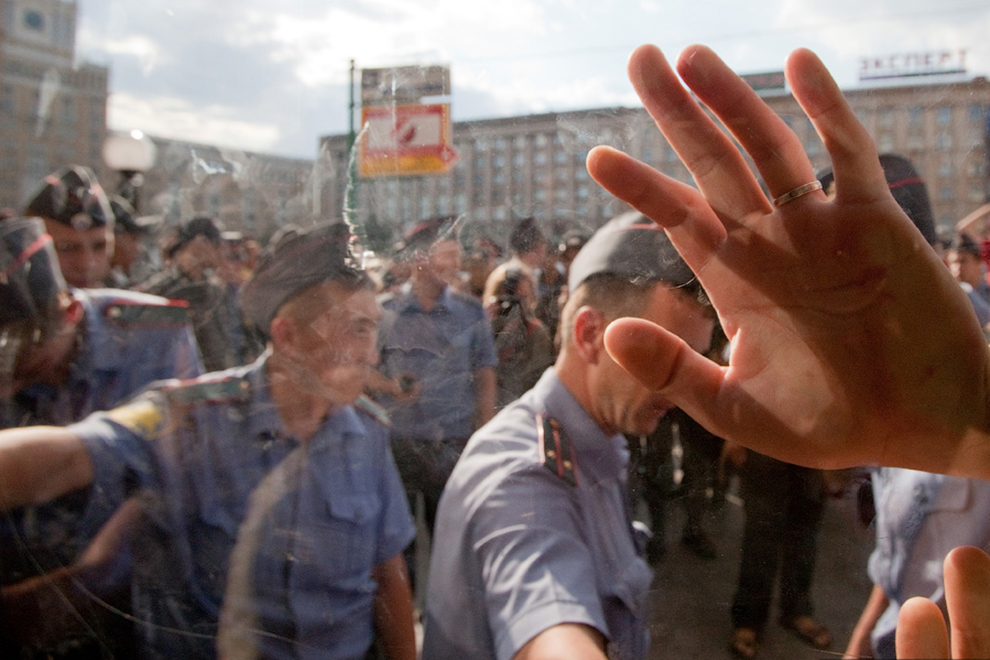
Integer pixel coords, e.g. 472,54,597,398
627,44,773,220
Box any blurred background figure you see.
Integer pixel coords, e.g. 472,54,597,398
947,232,990,327
23,165,115,289
137,215,234,371
106,195,160,289
486,265,554,409
483,216,546,307
217,230,266,366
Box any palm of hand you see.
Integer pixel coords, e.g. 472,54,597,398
590,44,990,474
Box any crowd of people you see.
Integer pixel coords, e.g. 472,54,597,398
1,42,989,660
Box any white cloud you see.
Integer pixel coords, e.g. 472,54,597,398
101,35,165,76
107,92,282,153
224,0,551,88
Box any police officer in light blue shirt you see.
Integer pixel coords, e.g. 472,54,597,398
373,216,497,533
422,212,716,660
0,222,417,660
843,468,990,659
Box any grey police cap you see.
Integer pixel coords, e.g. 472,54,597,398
0,217,66,335
567,210,698,293
240,222,362,336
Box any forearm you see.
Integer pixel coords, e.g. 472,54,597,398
843,583,889,659
0,427,93,511
372,554,416,660
513,623,607,660
474,366,496,428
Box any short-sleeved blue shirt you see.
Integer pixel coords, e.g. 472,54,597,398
377,284,497,441
72,355,416,660
1,287,203,579
421,369,654,660
11,287,203,428
867,468,990,658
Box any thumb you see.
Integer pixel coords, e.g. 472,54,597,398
604,316,724,413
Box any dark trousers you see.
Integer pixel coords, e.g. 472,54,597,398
389,436,468,534
731,452,826,631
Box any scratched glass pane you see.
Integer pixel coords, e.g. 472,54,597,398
1,1,988,659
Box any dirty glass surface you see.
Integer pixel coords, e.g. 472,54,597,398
1,0,990,658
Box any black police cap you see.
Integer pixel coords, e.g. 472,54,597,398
166,216,223,258
818,153,936,245
0,217,66,335
240,222,363,336
568,210,698,294
24,165,114,230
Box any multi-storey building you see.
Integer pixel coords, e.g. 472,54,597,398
0,0,108,208
319,76,990,248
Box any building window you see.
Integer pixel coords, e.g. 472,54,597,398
878,107,894,129
970,186,985,203
937,106,952,126
533,151,546,166
878,133,894,153
968,160,986,178
936,132,952,151
908,106,924,126
535,134,550,147
23,9,44,31
554,150,568,165
938,160,954,178
939,186,954,201
970,104,985,123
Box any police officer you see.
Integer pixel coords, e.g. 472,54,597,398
0,215,203,659
422,211,715,660
0,222,416,660
24,165,116,290
138,215,234,372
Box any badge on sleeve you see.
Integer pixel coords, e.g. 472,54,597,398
106,396,165,439
538,414,578,487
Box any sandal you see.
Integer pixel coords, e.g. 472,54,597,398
780,615,832,649
729,627,760,659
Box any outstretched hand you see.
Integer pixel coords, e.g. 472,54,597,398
588,45,990,476
896,546,990,658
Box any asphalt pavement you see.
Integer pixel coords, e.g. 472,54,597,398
644,482,876,660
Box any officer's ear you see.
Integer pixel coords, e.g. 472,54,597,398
571,305,606,364
268,315,296,355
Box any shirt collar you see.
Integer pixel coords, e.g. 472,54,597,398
395,281,452,313
531,368,628,484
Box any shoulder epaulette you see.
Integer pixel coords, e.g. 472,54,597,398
163,376,251,405
354,394,391,427
103,298,191,327
537,413,578,486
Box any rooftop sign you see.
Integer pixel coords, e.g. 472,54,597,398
859,49,967,81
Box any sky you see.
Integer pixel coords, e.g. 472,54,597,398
75,0,990,160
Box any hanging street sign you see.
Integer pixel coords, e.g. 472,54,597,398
359,103,459,177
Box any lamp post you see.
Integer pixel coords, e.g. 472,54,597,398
102,130,157,212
